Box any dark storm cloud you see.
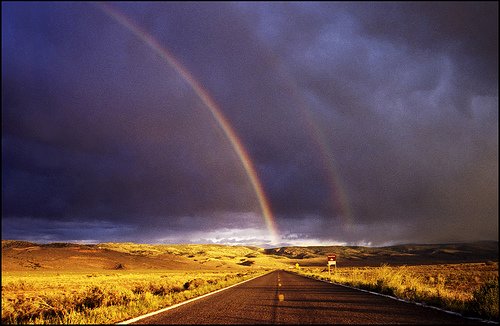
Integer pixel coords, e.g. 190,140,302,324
233,1,498,243
2,2,497,245
353,2,498,90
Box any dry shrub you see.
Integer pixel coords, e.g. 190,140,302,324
132,284,147,295
170,285,184,293
183,278,206,290
104,289,133,306
2,294,68,324
76,286,105,310
149,283,170,296
468,278,499,321
114,263,125,270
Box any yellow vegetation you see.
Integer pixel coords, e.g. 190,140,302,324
296,262,499,321
2,241,497,323
1,270,266,324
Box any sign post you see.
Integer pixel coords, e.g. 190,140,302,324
327,254,336,275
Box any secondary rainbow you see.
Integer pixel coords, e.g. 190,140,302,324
96,3,280,243
260,54,354,230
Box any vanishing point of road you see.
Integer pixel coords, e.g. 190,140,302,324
130,270,486,324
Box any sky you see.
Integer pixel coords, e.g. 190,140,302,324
2,1,498,247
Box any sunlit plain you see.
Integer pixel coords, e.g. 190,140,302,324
1,270,267,324
2,241,498,324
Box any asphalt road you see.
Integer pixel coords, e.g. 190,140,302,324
131,270,486,324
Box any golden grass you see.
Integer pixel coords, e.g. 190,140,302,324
1,269,268,324
295,262,499,321
3,241,497,323
97,242,262,257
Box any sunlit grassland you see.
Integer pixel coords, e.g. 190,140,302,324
3,241,496,323
96,242,290,268
1,269,267,324
295,262,499,321
98,242,262,257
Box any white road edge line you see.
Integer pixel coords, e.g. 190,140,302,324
117,270,274,324
293,271,497,325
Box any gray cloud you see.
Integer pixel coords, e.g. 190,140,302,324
2,2,497,246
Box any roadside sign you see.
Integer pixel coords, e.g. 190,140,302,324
327,254,337,274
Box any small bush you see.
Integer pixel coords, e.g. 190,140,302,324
76,286,105,310
132,284,146,294
170,285,184,293
114,263,125,270
373,279,395,296
184,278,206,290
468,278,499,320
149,284,169,296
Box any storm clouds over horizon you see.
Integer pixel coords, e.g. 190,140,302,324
2,2,498,247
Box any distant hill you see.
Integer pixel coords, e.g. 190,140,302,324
1,240,497,271
265,241,499,267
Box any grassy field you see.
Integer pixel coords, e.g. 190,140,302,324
1,269,267,324
295,262,499,321
2,240,497,324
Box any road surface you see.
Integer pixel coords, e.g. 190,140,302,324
130,270,486,324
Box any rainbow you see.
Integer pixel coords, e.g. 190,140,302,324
95,3,280,243
296,93,354,231
304,111,354,231
262,55,354,230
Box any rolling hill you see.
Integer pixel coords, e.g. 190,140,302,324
266,241,499,267
1,240,288,271
1,240,497,272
